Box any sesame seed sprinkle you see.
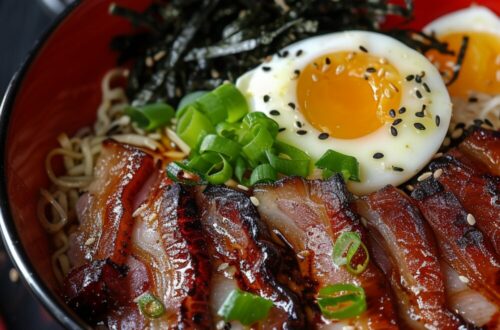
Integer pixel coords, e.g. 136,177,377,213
288,102,296,109
423,82,431,93
270,110,280,116
389,82,399,92
415,90,423,99
435,115,441,127
458,276,469,283
389,109,396,118
296,49,303,57
415,111,424,118
467,213,476,226
393,118,402,126
390,126,398,137
250,196,260,206
262,66,271,72
473,119,484,126
325,57,331,65
294,69,301,77
415,75,422,83
384,89,392,98
297,130,307,135
312,74,318,82
398,107,406,114
366,67,377,73
468,96,478,103
336,65,345,75
278,127,286,132
359,45,368,53
296,121,302,128
237,184,249,191
406,75,414,81
318,133,329,140
451,128,464,139
263,95,270,102
392,166,404,172
406,185,414,191
414,122,426,130
433,168,443,179
373,152,384,159
418,172,432,181
433,152,443,159
484,118,494,127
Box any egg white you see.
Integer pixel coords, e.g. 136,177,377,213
237,31,451,195
424,6,500,36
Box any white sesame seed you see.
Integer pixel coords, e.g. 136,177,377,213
145,57,154,67
9,268,19,283
433,169,443,179
389,82,398,92
432,152,443,159
418,172,433,182
458,275,469,284
217,262,229,272
384,88,392,98
85,237,96,246
153,50,166,61
451,128,463,139
347,52,355,61
336,65,345,75
443,137,451,147
467,213,476,226
379,58,388,65
250,196,260,206
406,184,414,191
237,184,249,191
377,68,386,78
312,74,318,82
496,70,500,82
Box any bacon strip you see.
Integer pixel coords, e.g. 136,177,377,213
411,179,500,307
196,185,306,329
356,186,462,329
459,128,500,176
253,175,398,329
429,151,500,254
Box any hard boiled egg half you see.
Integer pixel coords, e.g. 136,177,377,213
237,31,451,195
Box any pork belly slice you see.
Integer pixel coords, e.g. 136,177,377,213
411,179,500,327
69,140,156,267
429,151,500,254
458,128,500,176
356,186,462,329
196,185,306,329
131,178,212,329
253,175,398,329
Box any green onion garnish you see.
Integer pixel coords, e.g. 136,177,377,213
265,141,311,177
125,103,175,131
199,134,241,160
194,92,228,124
317,283,367,319
242,126,274,163
212,83,249,123
166,161,207,185
217,289,274,326
176,90,208,118
206,155,233,184
315,150,360,182
250,163,277,185
176,107,215,149
135,292,166,319
332,232,370,275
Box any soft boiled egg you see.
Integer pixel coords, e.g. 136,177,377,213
236,31,451,195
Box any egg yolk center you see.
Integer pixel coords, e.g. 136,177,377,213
426,31,500,98
296,51,402,139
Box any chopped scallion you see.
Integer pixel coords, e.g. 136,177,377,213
176,90,208,118
332,232,370,275
200,134,241,160
315,150,360,182
134,292,166,319
250,164,277,185
317,283,367,319
206,155,233,184
125,103,175,131
217,289,273,326
212,83,249,123
176,107,215,149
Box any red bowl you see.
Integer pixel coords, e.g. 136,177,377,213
0,0,498,328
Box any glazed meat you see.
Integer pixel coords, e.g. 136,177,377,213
429,151,500,254
356,186,462,329
458,128,500,176
411,178,500,327
253,175,398,329
196,185,306,329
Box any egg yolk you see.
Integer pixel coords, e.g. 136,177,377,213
426,31,500,98
296,51,402,139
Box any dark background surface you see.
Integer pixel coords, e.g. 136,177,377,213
0,1,62,329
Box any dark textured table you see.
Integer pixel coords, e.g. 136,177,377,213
0,1,63,329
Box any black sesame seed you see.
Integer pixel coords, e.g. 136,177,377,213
473,119,484,126
373,152,384,159
263,95,270,102
420,71,426,78
423,82,431,93
415,75,422,83
325,57,331,65
484,118,494,127
288,102,296,110
318,133,329,140
398,107,406,114
455,122,466,129
414,123,426,130
415,90,423,99
391,126,398,137
270,110,280,116
392,166,404,172
415,111,424,118
262,66,271,72
359,45,368,53
366,67,377,73
422,104,427,111
393,118,402,126
294,69,301,77
468,96,478,103
297,130,307,135
389,109,396,118
435,115,441,127
406,75,415,81
278,127,286,132
296,121,302,128
296,49,303,57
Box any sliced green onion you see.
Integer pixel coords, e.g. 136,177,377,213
135,292,165,319
242,126,274,163
235,157,248,183
265,142,311,177
166,161,206,185
125,103,175,131
250,164,277,185
217,289,273,326
317,284,367,319
199,134,241,160
215,122,240,140
206,155,233,184
332,232,370,275
195,92,228,124
187,152,218,174
212,84,249,123
315,150,360,182
322,168,335,180
176,107,215,149
242,112,279,138
177,90,208,118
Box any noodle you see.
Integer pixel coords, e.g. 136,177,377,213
451,93,500,130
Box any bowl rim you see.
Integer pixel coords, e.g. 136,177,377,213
0,1,89,328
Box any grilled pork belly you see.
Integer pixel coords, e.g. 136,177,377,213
458,128,500,176
196,185,306,329
411,179,500,327
253,175,398,329
356,186,462,329
429,151,500,254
